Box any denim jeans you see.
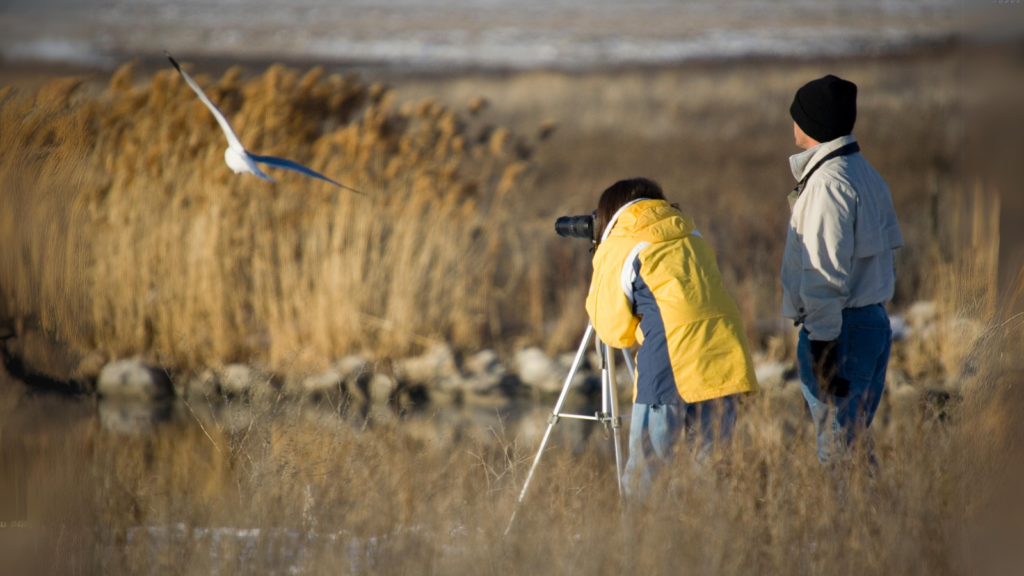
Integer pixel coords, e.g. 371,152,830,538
623,395,738,500
798,303,892,465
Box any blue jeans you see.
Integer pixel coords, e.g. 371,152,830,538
798,304,892,465
623,395,738,500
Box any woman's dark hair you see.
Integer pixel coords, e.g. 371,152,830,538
595,178,666,243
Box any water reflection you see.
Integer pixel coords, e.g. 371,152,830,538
112,388,617,456
1,377,616,455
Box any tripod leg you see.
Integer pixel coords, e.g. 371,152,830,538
505,419,556,535
622,348,636,382
506,324,595,536
605,343,625,498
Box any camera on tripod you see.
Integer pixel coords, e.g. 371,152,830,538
554,211,596,242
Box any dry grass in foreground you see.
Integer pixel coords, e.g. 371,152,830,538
0,188,1020,574
1,307,1022,576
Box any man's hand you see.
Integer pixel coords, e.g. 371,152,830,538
809,338,851,397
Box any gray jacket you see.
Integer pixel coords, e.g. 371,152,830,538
781,135,903,341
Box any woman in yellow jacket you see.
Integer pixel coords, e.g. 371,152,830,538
585,178,759,498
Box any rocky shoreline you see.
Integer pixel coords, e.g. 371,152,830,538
2,302,963,438
95,344,624,409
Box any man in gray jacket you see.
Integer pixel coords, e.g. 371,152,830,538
782,75,903,465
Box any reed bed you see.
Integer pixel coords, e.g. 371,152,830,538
0,63,574,378
0,55,966,382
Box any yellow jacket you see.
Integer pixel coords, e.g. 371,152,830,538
585,199,759,404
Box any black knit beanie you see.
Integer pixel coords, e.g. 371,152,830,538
790,75,858,144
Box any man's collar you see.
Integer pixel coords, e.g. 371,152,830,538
789,134,858,182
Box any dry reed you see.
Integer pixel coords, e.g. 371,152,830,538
0,63,559,377
0,55,968,382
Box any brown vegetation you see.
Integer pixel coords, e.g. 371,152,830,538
394,50,962,318
0,52,966,384
2,50,1024,576
0,62,560,379
0,273,1021,574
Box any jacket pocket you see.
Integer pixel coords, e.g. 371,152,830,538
839,323,891,380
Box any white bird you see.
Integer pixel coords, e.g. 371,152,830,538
166,51,362,194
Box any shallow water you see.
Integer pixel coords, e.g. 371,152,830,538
0,382,629,572
0,370,956,575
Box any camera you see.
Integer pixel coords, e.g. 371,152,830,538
554,212,596,241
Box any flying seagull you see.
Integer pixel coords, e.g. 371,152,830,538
166,51,362,194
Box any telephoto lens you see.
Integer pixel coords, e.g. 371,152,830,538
554,213,595,240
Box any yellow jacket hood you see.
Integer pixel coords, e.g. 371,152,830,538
604,200,695,245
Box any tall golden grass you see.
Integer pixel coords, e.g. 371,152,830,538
0,62,578,377
0,55,967,381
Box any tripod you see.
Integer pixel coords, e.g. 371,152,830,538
506,323,634,534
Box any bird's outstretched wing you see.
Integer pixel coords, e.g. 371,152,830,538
249,153,364,195
166,51,245,151
251,169,276,183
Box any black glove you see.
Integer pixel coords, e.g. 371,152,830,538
809,338,851,397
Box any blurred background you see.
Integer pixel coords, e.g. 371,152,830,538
1,2,1023,575
0,0,962,69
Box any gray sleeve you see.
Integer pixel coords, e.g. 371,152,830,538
796,182,856,341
